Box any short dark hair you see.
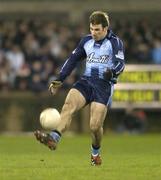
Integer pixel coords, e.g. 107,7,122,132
89,11,109,28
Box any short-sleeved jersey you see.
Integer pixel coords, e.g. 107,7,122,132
58,30,125,84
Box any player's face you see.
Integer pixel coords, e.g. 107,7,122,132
90,23,107,41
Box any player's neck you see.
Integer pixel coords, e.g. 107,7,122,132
96,32,107,42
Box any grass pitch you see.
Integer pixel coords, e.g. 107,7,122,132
0,133,160,180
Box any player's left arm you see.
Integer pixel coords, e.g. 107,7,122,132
104,38,125,81
111,38,125,76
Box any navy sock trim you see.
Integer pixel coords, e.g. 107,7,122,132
92,144,100,150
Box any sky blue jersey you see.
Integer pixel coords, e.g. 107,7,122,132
58,30,125,83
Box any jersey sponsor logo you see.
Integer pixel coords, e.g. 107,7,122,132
87,52,109,63
115,50,124,60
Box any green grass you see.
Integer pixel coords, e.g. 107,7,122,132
0,133,160,180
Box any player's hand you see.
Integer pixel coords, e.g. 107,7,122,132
49,80,62,95
103,68,113,81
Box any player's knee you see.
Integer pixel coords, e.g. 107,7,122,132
90,120,101,132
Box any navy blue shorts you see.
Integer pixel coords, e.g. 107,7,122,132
72,76,114,106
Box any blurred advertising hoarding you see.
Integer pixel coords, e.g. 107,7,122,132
113,65,161,109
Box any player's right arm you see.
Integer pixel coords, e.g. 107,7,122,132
49,38,87,95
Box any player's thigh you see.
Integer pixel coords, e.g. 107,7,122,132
63,88,86,113
90,102,107,129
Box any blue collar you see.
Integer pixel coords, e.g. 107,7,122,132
94,36,106,47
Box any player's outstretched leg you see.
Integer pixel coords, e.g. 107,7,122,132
34,130,61,150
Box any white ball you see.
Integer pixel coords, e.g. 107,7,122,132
40,108,60,130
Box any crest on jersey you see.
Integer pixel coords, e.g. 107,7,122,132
115,50,124,60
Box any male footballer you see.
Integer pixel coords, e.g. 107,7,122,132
34,11,125,166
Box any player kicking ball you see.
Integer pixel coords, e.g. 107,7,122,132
34,10,125,166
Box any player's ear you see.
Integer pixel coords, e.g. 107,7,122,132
103,26,108,32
